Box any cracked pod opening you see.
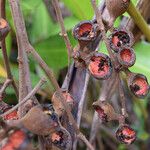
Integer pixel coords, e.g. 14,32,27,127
88,53,112,80
116,124,136,145
129,74,149,98
73,21,97,42
117,47,136,67
110,29,133,52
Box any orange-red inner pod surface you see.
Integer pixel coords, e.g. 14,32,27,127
89,56,109,78
78,23,92,37
95,106,107,122
62,92,74,103
120,49,132,63
122,127,136,137
132,77,149,96
51,131,63,144
122,126,136,144
3,109,18,120
2,130,26,150
112,31,130,47
116,125,136,144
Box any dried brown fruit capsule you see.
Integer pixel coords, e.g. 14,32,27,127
1,128,32,150
51,127,72,150
0,18,10,41
73,20,98,49
21,105,59,135
127,72,149,98
88,52,112,80
109,28,133,52
92,101,118,122
52,91,74,116
117,47,136,68
103,0,130,28
116,124,136,144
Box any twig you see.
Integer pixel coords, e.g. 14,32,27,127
127,1,150,42
52,0,73,91
91,0,115,63
77,133,94,150
0,0,19,98
9,0,35,118
8,0,94,149
118,73,127,120
0,77,46,118
52,0,72,64
0,79,12,99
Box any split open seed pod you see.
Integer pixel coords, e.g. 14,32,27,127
52,90,74,116
51,127,72,150
73,20,98,49
0,18,10,41
116,124,136,145
1,128,33,150
88,52,112,80
117,47,136,68
109,28,134,52
127,72,150,98
102,0,130,28
92,101,118,122
21,105,59,136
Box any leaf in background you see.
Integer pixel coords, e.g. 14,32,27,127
28,1,79,43
28,2,54,43
34,32,76,70
49,16,79,37
131,41,150,82
62,0,96,20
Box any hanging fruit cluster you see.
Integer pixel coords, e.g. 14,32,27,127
71,0,150,144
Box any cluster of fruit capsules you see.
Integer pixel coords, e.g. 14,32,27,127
109,28,150,98
72,19,150,144
72,20,113,80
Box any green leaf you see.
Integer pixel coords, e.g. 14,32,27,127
28,2,54,43
34,32,76,70
131,41,150,82
49,16,79,37
138,130,150,141
62,0,95,20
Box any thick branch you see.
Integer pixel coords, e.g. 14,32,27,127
9,0,34,117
